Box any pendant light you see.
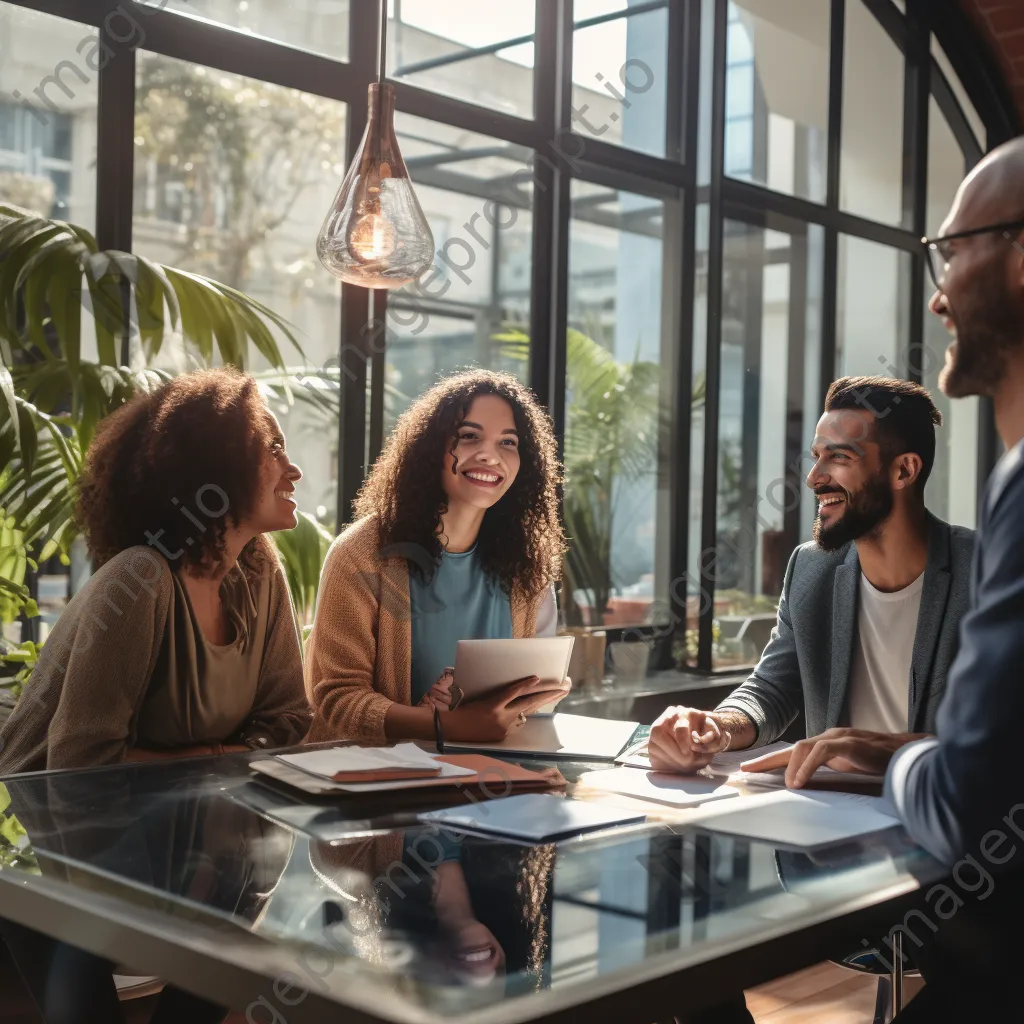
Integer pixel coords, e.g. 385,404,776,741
316,0,434,288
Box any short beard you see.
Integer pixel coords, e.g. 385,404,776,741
940,277,1020,399
813,475,895,553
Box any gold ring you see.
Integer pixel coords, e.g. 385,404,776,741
516,712,527,727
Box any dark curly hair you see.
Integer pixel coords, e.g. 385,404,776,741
825,375,943,489
354,369,566,598
77,368,279,575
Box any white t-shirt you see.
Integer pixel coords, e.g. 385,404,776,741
846,571,925,733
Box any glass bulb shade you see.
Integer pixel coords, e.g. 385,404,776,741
317,84,435,288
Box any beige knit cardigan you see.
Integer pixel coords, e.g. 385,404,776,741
304,515,547,745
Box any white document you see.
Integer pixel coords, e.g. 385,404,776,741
454,637,574,713
614,740,798,774
614,745,653,769
582,767,740,808
420,792,646,842
256,751,475,794
737,766,886,788
276,743,449,780
445,714,640,762
706,743,884,787
705,741,791,776
689,789,901,848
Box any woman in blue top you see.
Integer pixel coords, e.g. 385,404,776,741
306,369,570,745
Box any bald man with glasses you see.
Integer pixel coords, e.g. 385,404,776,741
746,138,1024,1021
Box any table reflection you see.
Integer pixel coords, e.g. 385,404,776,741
308,829,556,997
0,755,946,1020
2,767,294,930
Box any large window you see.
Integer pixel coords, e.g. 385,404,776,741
4,0,1002,672
690,0,987,672
725,0,829,202
133,52,346,525
713,218,822,668
383,114,532,431
564,182,672,629
0,5,97,227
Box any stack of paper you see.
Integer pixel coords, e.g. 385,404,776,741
707,741,789,775
276,743,449,783
614,738,883,788
251,751,556,797
613,739,794,774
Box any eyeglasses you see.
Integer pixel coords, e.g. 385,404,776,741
922,218,1024,291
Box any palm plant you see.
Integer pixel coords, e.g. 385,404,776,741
0,783,38,873
271,510,335,628
560,331,662,625
496,326,703,626
0,205,329,624
496,326,708,626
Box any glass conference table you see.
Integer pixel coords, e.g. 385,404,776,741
0,748,948,1024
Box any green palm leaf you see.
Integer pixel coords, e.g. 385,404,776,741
271,511,334,627
0,205,304,370
495,324,704,627
0,206,321,628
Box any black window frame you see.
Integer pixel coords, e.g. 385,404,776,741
5,0,1018,672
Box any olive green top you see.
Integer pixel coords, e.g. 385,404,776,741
0,544,310,774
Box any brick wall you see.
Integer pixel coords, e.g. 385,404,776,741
960,0,1024,120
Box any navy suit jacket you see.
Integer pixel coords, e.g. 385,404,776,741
887,440,1024,868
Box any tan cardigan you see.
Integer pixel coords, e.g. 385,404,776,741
304,515,547,745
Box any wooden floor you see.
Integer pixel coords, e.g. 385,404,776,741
2,958,921,1023
746,962,880,1023
747,961,925,1023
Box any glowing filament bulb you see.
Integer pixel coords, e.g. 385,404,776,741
348,211,398,264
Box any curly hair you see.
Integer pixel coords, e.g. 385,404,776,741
77,368,279,575
354,369,566,598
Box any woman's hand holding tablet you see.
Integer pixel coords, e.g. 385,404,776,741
421,667,455,709
452,638,575,704
443,675,571,743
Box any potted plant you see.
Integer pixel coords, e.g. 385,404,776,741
496,325,705,627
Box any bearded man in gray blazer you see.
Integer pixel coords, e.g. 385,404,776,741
650,375,976,775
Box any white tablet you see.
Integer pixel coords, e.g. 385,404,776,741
453,636,575,709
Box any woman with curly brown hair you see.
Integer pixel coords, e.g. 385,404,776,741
305,369,569,745
0,368,311,1024
0,367,310,775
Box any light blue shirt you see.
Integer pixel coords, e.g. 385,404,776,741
408,546,513,704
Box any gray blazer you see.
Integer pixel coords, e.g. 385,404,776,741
717,513,976,746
